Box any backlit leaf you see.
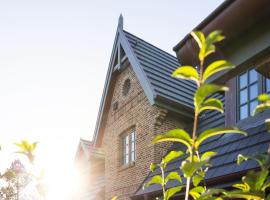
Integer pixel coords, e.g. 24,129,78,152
224,190,264,200
150,163,158,172
196,127,247,149
144,175,163,189
172,66,199,86
253,102,270,115
153,129,192,152
189,186,205,199
164,186,183,200
194,84,228,111
258,94,270,102
202,60,234,82
192,174,204,187
165,172,182,184
163,151,184,168
181,160,209,178
191,31,205,49
243,170,268,191
201,151,217,161
199,98,224,114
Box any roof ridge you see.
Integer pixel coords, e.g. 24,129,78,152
123,30,178,60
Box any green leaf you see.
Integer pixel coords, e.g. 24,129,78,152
164,186,183,200
150,163,158,172
191,31,205,49
172,66,199,86
181,160,209,178
224,190,264,200
189,186,205,199
203,30,225,60
243,170,269,191
237,154,248,165
262,179,270,191
201,151,217,161
237,153,268,168
163,151,184,168
197,189,225,200
111,196,117,200
165,172,182,184
258,94,270,102
199,98,224,114
196,127,247,149
253,102,270,115
206,30,225,45
194,84,228,111
144,175,163,189
202,60,234,82
191,31,207,61
233,183,250,192
14,140,38,164
153,129,192,152
192,174,204,187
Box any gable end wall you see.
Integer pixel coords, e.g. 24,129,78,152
101,61,186,200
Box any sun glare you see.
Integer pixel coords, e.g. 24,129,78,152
44,167,81,200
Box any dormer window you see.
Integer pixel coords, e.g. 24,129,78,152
122,79,131,97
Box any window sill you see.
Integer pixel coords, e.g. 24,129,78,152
236,110,270,130
119,161,135,172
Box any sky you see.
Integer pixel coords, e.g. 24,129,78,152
0,0,223,198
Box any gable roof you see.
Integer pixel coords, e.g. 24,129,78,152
93,15,195,146
74,138,93,161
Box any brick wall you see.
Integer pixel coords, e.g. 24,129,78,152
100,61,186,200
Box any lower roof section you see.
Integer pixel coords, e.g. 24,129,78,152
133,121,270,199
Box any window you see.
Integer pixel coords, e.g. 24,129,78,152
266,78,270,94
238,69,259,120
122,131,135,165
122,79,131,97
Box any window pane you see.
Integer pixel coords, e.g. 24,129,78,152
240,104,248,120
240,89,248,104
267,79,270,93
131,132,135,142
131,151,135,162
249,69,257,84
125,154,129,164
239,73,247,89
250,100,258,115
249,83,258,100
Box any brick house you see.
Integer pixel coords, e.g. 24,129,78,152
75,1,270,200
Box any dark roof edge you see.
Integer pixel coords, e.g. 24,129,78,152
173,0,234,52
92,15,157,147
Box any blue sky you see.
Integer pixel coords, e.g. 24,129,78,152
0,0,223,173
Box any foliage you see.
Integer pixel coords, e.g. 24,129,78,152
144,151,184,200
14,140,38,164
0,161,30,200
148,30,247,200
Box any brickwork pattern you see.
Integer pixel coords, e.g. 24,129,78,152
101,62,185,200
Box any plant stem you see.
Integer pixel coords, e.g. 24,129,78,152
161,166,166,199
185,59,204,200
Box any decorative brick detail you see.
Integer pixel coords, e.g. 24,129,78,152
154,109,168,126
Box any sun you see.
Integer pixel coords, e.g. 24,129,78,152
43,167,81,200
33,142,82,200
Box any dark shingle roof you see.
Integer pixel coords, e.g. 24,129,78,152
124,31,196,108
134,110,270,198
